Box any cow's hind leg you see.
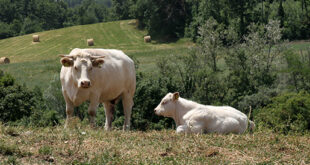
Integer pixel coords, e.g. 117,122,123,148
104,102,115,131
187,120,205,134
122,93,134,131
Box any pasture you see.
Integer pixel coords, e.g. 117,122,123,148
0,123,309,164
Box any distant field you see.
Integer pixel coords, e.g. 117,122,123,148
0,123,309,164
0,20,309,89
287,40,310,50
0,20,193,88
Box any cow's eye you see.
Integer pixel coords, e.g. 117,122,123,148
74,66,78,70
89,67,93,71
162,101,167,105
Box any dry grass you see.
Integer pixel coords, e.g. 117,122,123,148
0,123,309,164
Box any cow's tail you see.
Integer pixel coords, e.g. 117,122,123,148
247,106,255,131
249,120,255,131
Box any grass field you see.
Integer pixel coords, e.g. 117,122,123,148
0,20,193,88
0,122,309,164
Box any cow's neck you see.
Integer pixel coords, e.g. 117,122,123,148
174,98,200,126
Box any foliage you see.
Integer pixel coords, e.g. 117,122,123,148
130,0,187,39
255,91,310,133
0,72,36,123
0,70,61,127
43,75,66,118
224,20,285,108
283,49,310,92
0,0,309,41
129,73,176,130
0,0,112,39
132,0,310,41
196,17,224,72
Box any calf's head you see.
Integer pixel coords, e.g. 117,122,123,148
60,53,104,88
154,92,179,117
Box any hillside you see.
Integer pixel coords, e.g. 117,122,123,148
0,20,192,88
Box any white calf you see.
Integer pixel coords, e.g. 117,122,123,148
154,92,255,134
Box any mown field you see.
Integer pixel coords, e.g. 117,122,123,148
0,20,193,89
1,122,309,164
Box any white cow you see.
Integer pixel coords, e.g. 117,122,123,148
59,48,136,131
154,92,255,134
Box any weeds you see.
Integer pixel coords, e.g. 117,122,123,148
38,146,53,155
0,125,309,164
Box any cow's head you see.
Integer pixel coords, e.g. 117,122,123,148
154,92,179,117
60,52,105,89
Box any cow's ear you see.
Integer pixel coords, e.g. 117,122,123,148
92,58,104,68
60,57,74,67
173,92,179,101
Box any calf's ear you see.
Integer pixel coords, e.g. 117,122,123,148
173,92,179,101
92,58,104,68
60,57,74,67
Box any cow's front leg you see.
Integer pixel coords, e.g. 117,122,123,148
88,100,99,128
176,125,190,133
63,92,74,129
103,102,114,131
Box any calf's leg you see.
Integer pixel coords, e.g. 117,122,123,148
176,125,190,133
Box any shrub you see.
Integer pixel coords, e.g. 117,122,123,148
110,73,175,131
43,75,66,118
283,49,310,93
0,70,61,127
255,91,310,133
0,83,36,123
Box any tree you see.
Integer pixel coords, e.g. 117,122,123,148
197,17,224,72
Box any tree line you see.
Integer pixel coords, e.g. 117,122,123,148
1,0,309,41
131,0,310,41
0,0,115,39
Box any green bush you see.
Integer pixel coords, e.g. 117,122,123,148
255,91,310,134
0,72,36,122
0,70,61,127
109,73,175,131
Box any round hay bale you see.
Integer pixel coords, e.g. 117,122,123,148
87,39,94,46
144,35,151,43
128,19,138,26
0,57,10,64
32,35,40,42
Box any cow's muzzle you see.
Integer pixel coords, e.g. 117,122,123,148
80,80,91,88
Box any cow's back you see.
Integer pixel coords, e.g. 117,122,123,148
85,49,136,101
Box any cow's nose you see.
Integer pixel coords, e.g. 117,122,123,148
81,81,91,88
154,109,157,113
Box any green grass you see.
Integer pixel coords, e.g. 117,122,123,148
0,123,309,164
0,20,192,88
